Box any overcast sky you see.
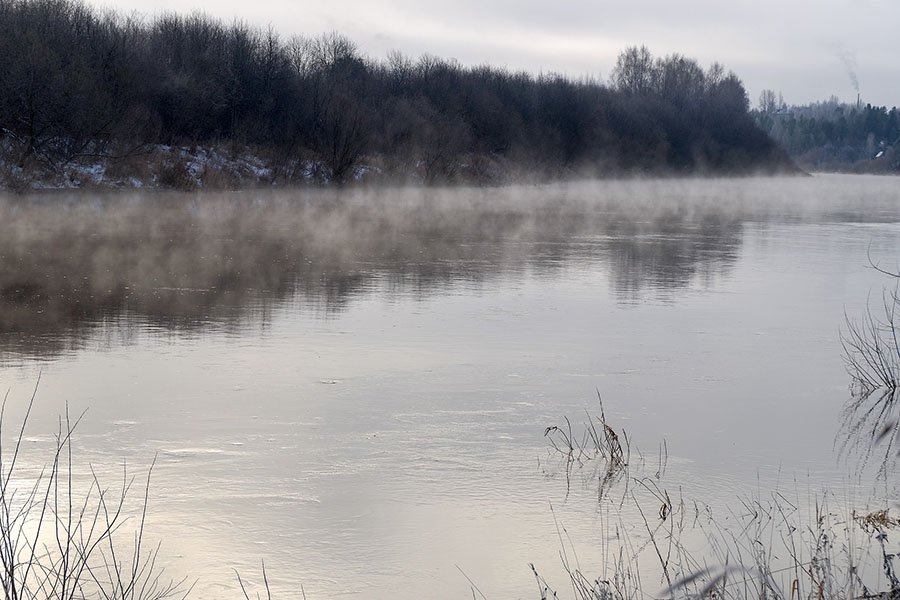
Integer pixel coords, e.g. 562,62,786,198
90,0,898,107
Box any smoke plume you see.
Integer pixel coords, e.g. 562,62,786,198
837,48,860,93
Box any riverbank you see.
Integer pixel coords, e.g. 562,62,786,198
0,142,345,191
0,142,804,193
0,2,798,193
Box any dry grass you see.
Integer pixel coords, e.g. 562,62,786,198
541,392,631,501
535,394,900,600
533,476,900,600
6,381,900,600
841,256,900,397
0,379,190,600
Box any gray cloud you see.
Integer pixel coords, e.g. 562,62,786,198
91,0,899,105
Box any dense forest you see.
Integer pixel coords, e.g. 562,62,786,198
0,0,794,189
753,92,900,172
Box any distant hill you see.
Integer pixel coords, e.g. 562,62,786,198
0,0,797,190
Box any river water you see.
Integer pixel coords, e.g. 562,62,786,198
1,175,899,598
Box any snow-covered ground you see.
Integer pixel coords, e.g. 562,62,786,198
0,142,381,191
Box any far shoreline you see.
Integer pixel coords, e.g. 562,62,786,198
0,145,808,195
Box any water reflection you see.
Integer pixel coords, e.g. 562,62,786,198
0,185,751,358
3,176,900,360
3,176,900,599
838,278,900,478
606,210,743,301
840,389,900,478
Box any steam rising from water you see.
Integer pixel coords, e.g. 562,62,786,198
2,175,900,599
2,176,899,360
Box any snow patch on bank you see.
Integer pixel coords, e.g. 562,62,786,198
0,141,382,191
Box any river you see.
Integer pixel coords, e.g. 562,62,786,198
1,174,899,598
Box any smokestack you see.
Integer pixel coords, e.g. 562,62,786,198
857,93,861,110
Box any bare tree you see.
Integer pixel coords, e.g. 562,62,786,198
611,45,655,95
758,89,777,114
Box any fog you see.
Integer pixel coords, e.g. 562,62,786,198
2,176,899,360
3,175,900,598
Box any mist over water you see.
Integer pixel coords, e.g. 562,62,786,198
2,174,900,598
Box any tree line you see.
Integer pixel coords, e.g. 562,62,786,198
754,92,900,172
0,0,793,186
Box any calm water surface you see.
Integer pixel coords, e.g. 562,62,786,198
1,175,899,598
